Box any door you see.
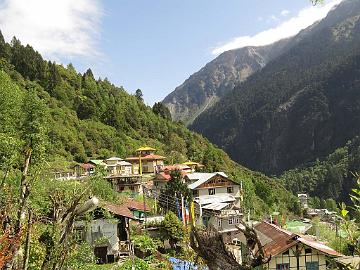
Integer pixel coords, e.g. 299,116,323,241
94,246,107,264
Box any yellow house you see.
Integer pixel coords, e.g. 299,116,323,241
240,222,342,270
125,146,165,175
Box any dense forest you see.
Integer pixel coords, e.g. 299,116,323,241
0,30,299,216
280,136,360,205
191,0,360,179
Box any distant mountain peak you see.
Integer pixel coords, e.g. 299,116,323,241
163,39,290,125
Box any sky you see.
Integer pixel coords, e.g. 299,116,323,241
0,0,341,105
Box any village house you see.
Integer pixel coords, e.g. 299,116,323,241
125,146,165,175
185,172,242,208
105,174,142,193
75,202,134,264
104,157,133,176
103,157,142,193
152,164,190,191
200,204,243,244
238,221,342,270
125,199,151,220
52,170,76,180
74,163,95,177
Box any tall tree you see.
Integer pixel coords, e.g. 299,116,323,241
135,88,143,101
153,102,172,120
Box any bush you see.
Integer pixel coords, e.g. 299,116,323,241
133,234,157,256
119,258,153,270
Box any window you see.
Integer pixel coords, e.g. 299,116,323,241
276,263,289,270
218,218,222,227
193,190,199,197
227,186,234,193
74,227,84,243
208,188,216,195
306,262,319,270
235,217,241,224
228,218,234,225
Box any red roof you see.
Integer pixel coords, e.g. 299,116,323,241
126,154,165,161
155,172,171,181
104,202,134,219
77,163,95,169
163,164,191,171
255,222,342,257
125,199,151,212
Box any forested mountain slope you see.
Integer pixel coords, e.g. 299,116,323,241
191,0,360,175
280,136,360,204
162,39,290,125
0,31,298,215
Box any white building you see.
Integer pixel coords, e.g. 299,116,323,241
185,172,242,207
105,157,133,176
75,202,134,264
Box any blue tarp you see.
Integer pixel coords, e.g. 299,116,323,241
169,257,208,270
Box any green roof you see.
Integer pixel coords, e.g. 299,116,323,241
285,220,312,234
89,159,105,165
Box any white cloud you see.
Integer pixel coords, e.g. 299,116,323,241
0,0,103,60
281,10,291,17
212,0,342,55
270,15,279,21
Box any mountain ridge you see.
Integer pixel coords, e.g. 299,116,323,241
163,38,291,125
190,0,360,174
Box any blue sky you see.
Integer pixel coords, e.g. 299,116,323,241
0,0,341,105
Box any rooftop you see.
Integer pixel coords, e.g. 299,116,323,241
126,154,166,161
254,222,342,257
106,157,124,161
163,164,191,171
77,163,95,169
187,172,228,190
103,202,134,219
89,159,106,166
194,194,235,206
182,161,203,166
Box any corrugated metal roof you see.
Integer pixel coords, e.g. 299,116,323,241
254,222,342,257
187,172,228,189
77,163,95,169
125,199,151,212
89,159,106,166
118,161,132,166
104,202,134,219
194,194,235,206
163,164,191,171
202,202,230,211
106,157,123,161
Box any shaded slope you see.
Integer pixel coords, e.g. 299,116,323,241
191,0,360,174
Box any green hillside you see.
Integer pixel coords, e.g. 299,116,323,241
0,32,297,215
280,136,360,205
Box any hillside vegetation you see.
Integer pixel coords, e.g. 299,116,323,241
0,31,297,215
280,136,360,205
